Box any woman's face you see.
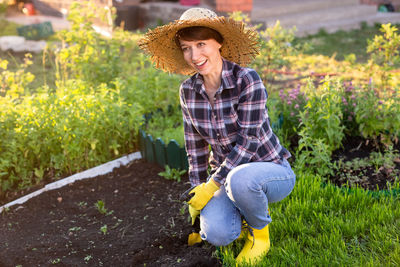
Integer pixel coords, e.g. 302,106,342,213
179,38,222,77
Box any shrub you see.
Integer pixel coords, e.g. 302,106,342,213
299,77,344,151
0,78,143,193
55,1,139,87
355,83,400,145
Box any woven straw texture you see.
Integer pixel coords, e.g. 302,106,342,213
138,12,260,75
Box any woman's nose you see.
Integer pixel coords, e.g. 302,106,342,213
191,47,200,61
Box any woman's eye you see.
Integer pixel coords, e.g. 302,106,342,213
181,47,189,52
198,42,205,47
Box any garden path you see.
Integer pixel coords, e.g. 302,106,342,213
5,0,400,36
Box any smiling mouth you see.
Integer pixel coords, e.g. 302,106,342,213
194,60,207,67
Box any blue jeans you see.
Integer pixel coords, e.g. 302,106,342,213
199,159,296,246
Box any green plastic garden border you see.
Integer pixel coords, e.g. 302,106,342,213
17,21,54,40
139,129,189,170
321,181,400,199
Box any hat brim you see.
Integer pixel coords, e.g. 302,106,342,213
138,17,260,75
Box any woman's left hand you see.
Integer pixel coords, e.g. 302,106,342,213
187,179,220,210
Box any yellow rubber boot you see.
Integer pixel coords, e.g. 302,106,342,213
236,224,270,265
237,220,248,240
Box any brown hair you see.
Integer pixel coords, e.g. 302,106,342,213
175,26,223,48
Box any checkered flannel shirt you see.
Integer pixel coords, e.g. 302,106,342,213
179,59,291,186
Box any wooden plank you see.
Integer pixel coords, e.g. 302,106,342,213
154,138,167,167
166,140,181,169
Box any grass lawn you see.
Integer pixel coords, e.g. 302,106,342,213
293,23,391,63
0,17,19,36
0,18,57,90
220,170,400,266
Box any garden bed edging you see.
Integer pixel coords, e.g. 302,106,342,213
0,151,142,214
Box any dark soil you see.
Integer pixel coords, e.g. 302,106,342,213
330,136,400,191
0,160,221,267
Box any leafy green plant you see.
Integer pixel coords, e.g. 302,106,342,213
295,129,336,177
50,258,61,264
299,77,345,151
276,84,308,138
253,21,306,83
367,23,400,68
367,23,400,88
100,225,108,235
0,1,8,17
339,81,359,136
335,146,400,188
84,255,92,263
0,78,144,193
55,1,137,87
0,55,35,97
95,200,107,215
145,107,184,146
158,165,186,182
369,146,399,172
354,82,400,146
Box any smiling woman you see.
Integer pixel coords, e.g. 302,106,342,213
138,7,295,265
176,26,224,91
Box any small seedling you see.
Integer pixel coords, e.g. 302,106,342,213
95,200,107,214
158,165,186,182
77,201,88,208
84,255,92,262
68,226,82,232
51,258,61,264
100,225,108,235
179,204,187,215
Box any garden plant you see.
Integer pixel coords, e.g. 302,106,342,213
0,3,399,266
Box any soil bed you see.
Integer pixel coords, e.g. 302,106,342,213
329,136,400,191
0,160,221,267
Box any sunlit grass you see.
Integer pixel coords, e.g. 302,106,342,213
293,23,390,63
220,170,400,266
0,18,19,36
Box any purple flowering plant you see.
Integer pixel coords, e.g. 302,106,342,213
277,83,308,136
298,77,345,152
339,81,359,136
354,82,400,145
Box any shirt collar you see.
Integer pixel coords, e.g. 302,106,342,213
191,58,236,94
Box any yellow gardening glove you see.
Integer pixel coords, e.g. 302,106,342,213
188,205,200,225
187,179,219,210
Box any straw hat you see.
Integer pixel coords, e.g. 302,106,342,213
138,7,260,75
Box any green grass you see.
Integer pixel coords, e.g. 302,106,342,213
220,170,400,266
0,18,60,90
293,23,390,63
0,18,57,90
0,49,57,90
0,18,19,36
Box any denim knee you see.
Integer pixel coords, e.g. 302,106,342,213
200,222,240,246
225,165,256,203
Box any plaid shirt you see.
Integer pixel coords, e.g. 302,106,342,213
180,59,291,186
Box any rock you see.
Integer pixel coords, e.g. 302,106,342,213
0,36,47,53
0,36,26,51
